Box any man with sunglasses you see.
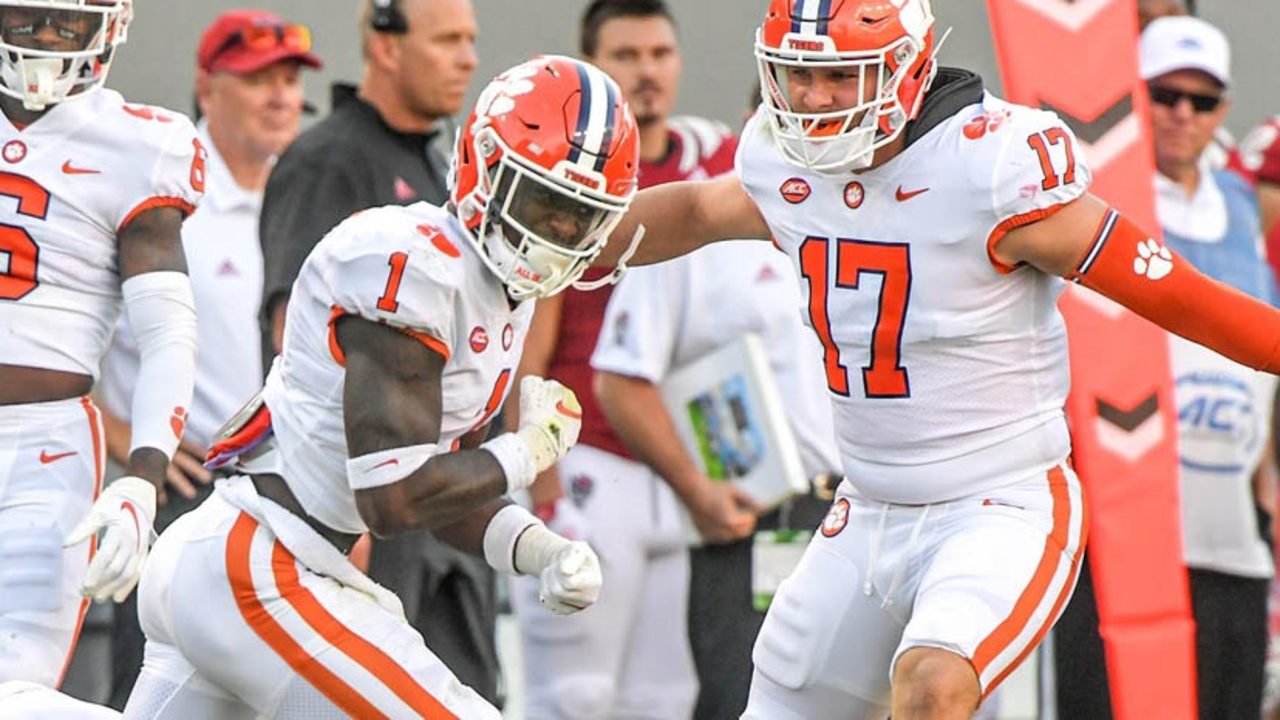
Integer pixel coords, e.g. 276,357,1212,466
255,0,503,705
89,9,321,708
0,0,203,692
1141,16,1280,720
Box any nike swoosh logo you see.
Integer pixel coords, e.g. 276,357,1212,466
62,160,100,175
40,449,78,464
371,458,400,470
895,185,929,202
555,401,583,420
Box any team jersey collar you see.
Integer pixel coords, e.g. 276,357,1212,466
903,67,984,149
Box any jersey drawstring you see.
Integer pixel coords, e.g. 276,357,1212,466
881,505,931,609
864,503,891,597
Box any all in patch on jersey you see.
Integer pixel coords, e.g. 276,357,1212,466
820,498,850,538
469,326,489,353
780,177,811,204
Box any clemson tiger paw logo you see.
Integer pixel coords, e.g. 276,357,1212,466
1132,238,1173,280
170,406,189,439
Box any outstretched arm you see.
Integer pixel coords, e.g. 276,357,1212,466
595,172,771,268
996,193,1280,372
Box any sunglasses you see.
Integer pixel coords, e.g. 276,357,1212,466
207,21,311,66
1148,84,1223,113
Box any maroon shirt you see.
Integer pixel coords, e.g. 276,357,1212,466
547,118,738,457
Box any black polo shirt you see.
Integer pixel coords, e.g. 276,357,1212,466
258,85,450,371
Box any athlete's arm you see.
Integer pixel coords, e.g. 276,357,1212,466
342,316,601,612
995,193,1280,372
117,206,197,495
339,315,512,541
595,370,759,543
594,172,771,268
63,206,196,603
503,294,568,511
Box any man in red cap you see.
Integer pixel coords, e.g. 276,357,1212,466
90,9,321,709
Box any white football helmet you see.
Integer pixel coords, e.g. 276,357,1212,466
0,0,131,111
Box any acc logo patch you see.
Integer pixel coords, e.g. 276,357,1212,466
469,327,489,353
843,181,864,209
780,177,811,204
502,323,514,351
820,498,851,538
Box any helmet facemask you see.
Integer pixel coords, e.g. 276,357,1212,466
458,126,629,302
756,30,931,173
0,1,129,111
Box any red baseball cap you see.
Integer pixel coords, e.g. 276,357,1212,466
197,10,323,75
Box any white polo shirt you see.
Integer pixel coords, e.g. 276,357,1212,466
99,121,264,449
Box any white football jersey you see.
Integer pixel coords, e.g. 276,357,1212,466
738,93,1091,503
0,89,204,378
258,203,533,534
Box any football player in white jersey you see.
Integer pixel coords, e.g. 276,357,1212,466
593,1,1280,718
121,55,639,719
0,0,202,690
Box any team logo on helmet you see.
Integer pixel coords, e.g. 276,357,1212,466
469,327,489,353
780,177,811,204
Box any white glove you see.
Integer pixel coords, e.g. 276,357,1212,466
538,541,602,615
63,476,156,603
516,376,582,474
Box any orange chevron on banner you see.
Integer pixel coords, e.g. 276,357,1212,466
985,2,1197,720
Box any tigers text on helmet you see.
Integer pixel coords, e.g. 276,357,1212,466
450,54,639,301
755,0,937,173
0,0,131,111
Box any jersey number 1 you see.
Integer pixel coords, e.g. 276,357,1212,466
0,173,51,301
799,237,911,398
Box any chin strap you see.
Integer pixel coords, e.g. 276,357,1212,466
573,223,646,292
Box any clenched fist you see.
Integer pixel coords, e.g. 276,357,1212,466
538,541,602,615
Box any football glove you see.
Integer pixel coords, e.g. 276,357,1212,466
516,376,582,474
63,476,156,603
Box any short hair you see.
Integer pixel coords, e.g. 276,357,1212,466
579,0,676,58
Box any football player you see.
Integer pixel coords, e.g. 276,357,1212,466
0,0,201,688
592,1,1280,717
122,55,638,719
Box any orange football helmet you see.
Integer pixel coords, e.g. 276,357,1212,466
0,0,132,111
755,0,938,172
451,55,639,301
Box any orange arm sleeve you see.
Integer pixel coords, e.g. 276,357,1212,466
1068,208,1280,373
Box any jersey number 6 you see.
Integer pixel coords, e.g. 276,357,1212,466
799,237,911,399
0,172,51,301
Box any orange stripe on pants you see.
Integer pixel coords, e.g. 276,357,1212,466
56,397,105,689
226,513,387,719
972,466,1085,691
270,543,460,719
